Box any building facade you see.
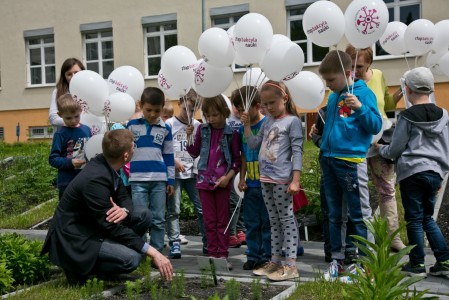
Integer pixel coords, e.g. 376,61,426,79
0,0,448,143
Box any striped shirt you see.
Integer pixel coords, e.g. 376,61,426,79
127,117,175,185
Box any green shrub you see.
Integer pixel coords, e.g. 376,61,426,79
343,217,431,300
180,190,197,219
0,142,57,216
0,260,14,295
0,233,50,285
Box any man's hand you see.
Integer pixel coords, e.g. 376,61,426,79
72,159,86,169
106,198,128,223
150,250,173,281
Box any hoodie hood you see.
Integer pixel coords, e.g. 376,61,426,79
400,104,447,137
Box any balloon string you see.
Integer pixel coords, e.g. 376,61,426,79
317,108,325,125
404,54,410,70
246,73,266,111
336,49,351,94
351,50,359,95
233,72,246,111
414,56,418,69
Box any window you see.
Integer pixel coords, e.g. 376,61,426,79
24,28,55,86
375,0,421,57
288,4,327,65
142,13,178,77
28,126,53,139
210,4,249,70
0,127,4,141
81,22,114,79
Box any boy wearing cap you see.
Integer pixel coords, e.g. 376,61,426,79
376,67,449,277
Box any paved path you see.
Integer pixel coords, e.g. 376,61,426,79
2,230,448,299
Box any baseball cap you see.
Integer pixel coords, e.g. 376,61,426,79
404,67,434,94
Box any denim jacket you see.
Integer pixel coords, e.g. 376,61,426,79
197,123,234,173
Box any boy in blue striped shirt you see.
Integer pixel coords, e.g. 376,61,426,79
127,87,175,252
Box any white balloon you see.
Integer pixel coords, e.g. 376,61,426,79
107,66,144,101
438,51,449,77
284,71,325,110
433,20,449,53
194,60,233,97
372,117,392,144
80,113,107,136
199,27,235,67
303,1,345,47
84,133,104,161
157,70,187,99
379,21,408,55
344,0,389,49
103,92,136,123
425,50,447,76
242,67,268,87
227,25,250,66
233,173,244,198
233,13,273,64
270,34,291,47
404,19,436,56
70,70,109,116
262,41,304,81
161,45,197,90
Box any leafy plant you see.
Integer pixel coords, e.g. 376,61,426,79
251,278,262,300
180,190,197,219
0,233,50,285
224,278,240,300
170,269,185,298
80,278,104,300
0,260,14,295
343,216,432,300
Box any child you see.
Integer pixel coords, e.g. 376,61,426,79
127,87,175,252
161,101,174,122
318,50,381,280
165,89,206,258
377,67,449,277
49,94,91,199
186,95,241,270
232,86,271,270
241,80,303,281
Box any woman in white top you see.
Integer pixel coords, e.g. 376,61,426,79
49,58,85,127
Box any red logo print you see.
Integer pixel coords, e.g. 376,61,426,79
356,6,380,35
194,64,205,85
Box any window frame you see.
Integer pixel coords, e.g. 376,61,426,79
25,35,55,87
0,127,4,141
373,0,421,60
143,22,178,79
28,126,53,139
82,30,114,79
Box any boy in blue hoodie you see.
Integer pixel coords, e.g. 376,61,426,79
318,50,382,281
377,67,449,277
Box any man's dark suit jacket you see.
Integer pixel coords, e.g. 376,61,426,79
41,154,145,275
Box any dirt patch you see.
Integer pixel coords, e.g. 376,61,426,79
107,276,289,300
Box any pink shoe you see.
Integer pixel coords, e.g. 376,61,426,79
229,235,242,248
237,230,246,245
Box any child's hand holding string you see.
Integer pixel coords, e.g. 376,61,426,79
240,112,250,126
186,124,194,136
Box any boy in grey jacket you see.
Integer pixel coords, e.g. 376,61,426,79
376,67,449,277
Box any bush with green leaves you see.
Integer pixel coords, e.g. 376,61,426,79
0,142,57,216
180,190,197,219
0,233,50,285
0,261,14,295
80,278,104,300
343,216,432,300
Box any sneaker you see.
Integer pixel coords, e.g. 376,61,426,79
253,261,282,276
344,250,358,265
243,260,257,270
429,260,449,276
401,262,427,277
324,259,344,282
267,265,299,281
202,246,208,255
179,234,189,245
168,241,182,259
237,230,246,245
297,246,304,256
339,263,360,284
229,235,242,248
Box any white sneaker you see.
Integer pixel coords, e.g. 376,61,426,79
179,234,189,245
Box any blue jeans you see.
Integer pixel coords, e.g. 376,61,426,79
319,172,331,255
167,178,206,246
243,187,271,262
320,157,368,260
92,206,151,274
131,181,167,251
399,171,449,265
